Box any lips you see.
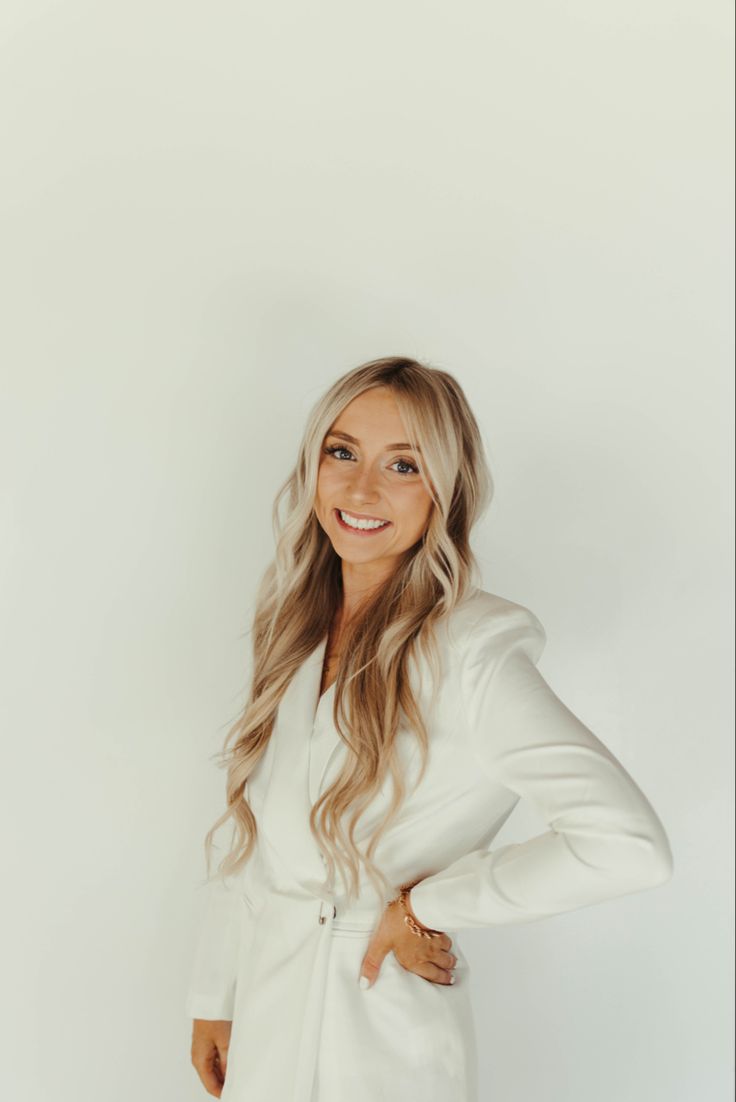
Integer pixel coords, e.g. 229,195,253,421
338,507,390,523
334,508,393,535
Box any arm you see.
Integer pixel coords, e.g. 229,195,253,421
185,871,242,1020
408,607,674,931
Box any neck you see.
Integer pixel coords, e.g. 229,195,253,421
340,560,394,621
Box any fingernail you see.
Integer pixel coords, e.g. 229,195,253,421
359,975,371,990
449,974,456,984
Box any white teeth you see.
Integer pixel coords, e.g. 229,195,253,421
339,509,389,530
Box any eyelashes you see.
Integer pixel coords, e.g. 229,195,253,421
322,444,419,477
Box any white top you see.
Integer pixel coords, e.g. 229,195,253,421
185,587,673,1101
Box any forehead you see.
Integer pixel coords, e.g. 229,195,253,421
327,388,415,446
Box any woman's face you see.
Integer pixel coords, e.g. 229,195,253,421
315,387,434,578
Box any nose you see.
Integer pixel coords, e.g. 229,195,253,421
344,466,382,505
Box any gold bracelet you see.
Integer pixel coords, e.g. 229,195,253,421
388,885,442,939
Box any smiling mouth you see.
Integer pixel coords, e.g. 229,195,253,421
334,508,392,534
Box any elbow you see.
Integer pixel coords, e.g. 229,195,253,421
567,817,674,893
647,836,674,887
638,813,674,887
614,830,674,893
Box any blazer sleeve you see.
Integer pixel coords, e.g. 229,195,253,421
408,605,674,932
184,871,243,1020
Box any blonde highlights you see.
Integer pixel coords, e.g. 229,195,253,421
203,356,493,907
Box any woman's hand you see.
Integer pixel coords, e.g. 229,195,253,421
359,888,457,989
191,1018,232,1098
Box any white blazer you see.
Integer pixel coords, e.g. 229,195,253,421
185,587,673,1102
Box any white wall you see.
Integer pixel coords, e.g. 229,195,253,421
0,2,732,1100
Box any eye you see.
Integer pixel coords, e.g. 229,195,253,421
323,444,419,477
390,458,419,476
323,444,354,461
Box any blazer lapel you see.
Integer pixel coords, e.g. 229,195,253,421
308,667,341,807
259,635,340,884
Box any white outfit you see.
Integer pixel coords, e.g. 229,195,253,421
185,587,673,1101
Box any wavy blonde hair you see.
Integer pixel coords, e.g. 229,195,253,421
203,356,493,906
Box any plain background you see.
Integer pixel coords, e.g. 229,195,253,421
0,2,732,1100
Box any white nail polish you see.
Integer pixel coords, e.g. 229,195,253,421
359,975,370,989
449,974,456,984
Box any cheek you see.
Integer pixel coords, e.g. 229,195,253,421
316,463,342,504
399,488,433,532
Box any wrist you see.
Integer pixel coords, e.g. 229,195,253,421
388,884,440,938
405,888,437,932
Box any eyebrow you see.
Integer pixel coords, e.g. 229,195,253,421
326,430,422,453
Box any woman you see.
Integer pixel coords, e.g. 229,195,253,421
185,356,673,1101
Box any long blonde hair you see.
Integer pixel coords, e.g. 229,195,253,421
204,356,493,905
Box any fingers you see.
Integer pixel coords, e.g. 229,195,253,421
359,927,392,989
370,897,458,988
360,945,390,988
215,1040,229,1083
433,947,458,970
407,928,456,969
408,958,456,985
191,1041,224,1097
397,934,458,984
191,1021,232,1099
